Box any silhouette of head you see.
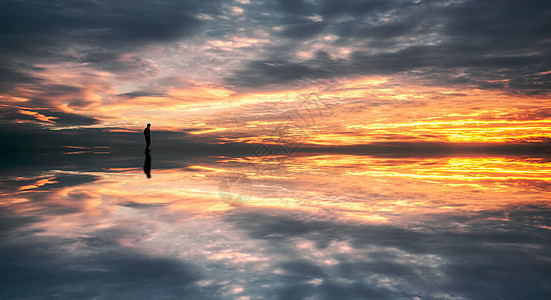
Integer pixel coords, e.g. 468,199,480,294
147,123,151,128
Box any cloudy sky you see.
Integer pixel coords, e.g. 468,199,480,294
1,0,550,150
2,2,551,298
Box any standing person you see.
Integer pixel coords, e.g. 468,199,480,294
144,123,151,149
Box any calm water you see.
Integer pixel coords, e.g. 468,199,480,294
1,150,551,299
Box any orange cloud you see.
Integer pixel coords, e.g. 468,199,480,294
18,177,58,191
18,110,57,123
4,63,550,146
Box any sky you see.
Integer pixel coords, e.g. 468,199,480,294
1,1,551,299
1,0,550,151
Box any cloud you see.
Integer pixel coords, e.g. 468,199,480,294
0,63,43,92
1,149,550,298
0,105,100,127
277,18,327,39
1,0,550,154
224,207,551,299
226,0,551,94
0,206,204,299
118,90,168,99
0,0,209,88
0,0,203,53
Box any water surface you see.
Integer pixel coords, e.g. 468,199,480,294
1,150,550,299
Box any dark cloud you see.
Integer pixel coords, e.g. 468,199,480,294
278,19,326,39
47,110,100,126
273,0,394,18
0,207,42,235
0,207,204,299
0,63,43,92
0,106,100,127
225,207,551,299
227,52,347,87
2,0,549,93
0,0,202,52
275,0,316,15
320,0,393,17
0,0,209,86
121,201,168,209
118,90,168,99
227,0,551,94
337,22,413,40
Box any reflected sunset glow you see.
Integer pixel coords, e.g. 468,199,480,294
4,155,550,229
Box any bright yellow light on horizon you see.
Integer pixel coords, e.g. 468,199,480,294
4,69,550,145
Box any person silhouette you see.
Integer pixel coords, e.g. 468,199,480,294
144,123,151,149
144,149,151,178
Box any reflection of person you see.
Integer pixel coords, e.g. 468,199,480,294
144,123,151,149
144,149,151,178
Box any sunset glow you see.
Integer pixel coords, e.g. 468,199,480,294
2,0,550,298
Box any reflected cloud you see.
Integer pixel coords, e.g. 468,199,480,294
213,154,551,221
0,152,550,298
224,208,551,299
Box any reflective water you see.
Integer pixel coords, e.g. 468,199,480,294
1,150,551,299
